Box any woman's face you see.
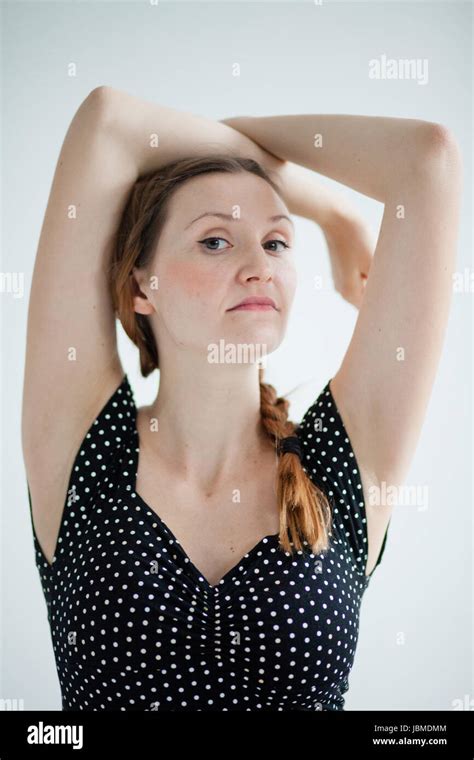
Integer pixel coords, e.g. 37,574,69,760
133,171,297,363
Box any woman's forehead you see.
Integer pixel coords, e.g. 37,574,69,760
169,174,290,227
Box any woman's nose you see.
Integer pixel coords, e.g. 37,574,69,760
238,248,273,281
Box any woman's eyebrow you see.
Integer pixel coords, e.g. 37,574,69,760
185,212,294,229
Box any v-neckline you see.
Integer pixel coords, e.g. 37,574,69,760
130,486,280,591
128,408,281,591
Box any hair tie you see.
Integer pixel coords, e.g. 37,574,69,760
277,435,303,460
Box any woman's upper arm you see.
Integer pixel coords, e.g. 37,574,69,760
22,87,139,493
329,126,462,490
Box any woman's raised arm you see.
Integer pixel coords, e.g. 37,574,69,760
220,113,459,201
223,112,462,575
22,87,143,564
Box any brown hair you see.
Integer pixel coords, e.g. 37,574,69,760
109,154,333,557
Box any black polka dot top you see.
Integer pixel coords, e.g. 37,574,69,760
27,374,390,712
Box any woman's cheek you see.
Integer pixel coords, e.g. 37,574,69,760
163,260,221,302
275,264,297,304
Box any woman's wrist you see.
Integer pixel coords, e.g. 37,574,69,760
221,116,360,230
273,160,359,230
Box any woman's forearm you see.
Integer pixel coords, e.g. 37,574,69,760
103,86,285,184
100,86,357,229
221,114,453,202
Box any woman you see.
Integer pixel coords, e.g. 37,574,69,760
22,87,462,711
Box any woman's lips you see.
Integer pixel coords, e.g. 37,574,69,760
228,304,277,311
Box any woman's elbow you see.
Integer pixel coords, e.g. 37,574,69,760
83,85,116,127
415,121,462,177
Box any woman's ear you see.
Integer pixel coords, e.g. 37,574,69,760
130,267,155,316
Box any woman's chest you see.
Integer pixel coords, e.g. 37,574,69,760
135,455,281,588
49,521,366,684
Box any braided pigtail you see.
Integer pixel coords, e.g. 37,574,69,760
259,367,333,556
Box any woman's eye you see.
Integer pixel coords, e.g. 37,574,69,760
198,237,230,252
198,237,290,253
265,239,291,252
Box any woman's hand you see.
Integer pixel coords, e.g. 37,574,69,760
323,211,375,310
